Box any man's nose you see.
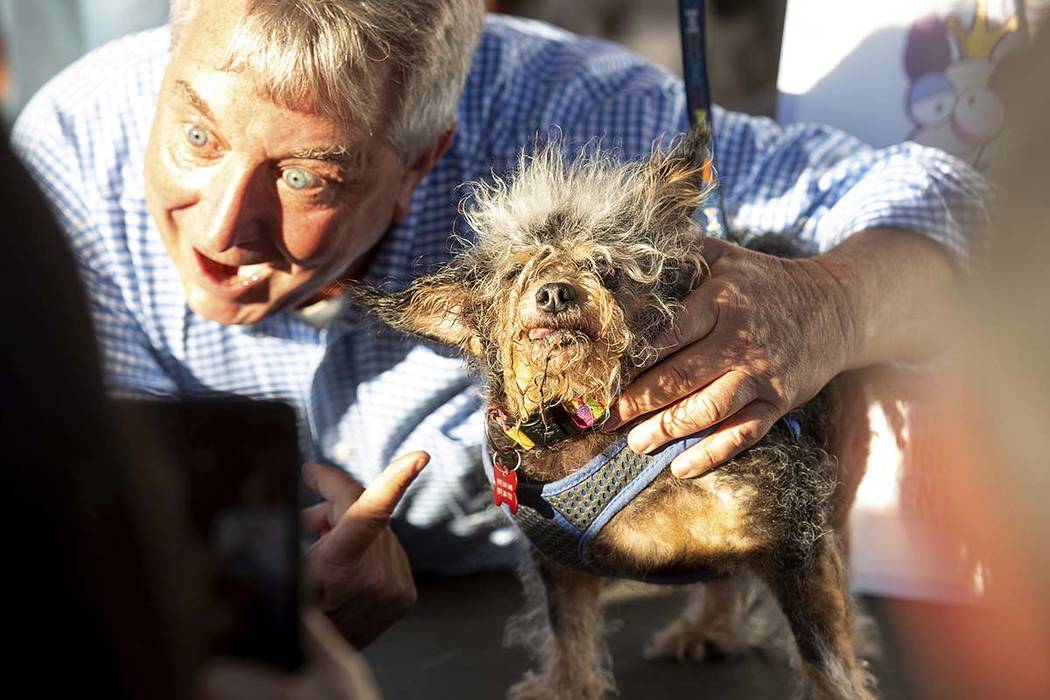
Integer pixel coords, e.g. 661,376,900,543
201,162,273,253
535,282,578,314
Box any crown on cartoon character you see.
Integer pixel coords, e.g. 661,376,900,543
946,0,1020,59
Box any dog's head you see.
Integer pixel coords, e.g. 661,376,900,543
353,128,713,421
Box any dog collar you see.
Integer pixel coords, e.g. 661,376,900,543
488,396,606,452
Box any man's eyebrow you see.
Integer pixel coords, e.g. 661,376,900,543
174,79,215,121
290,144,359,166
172,79,358,167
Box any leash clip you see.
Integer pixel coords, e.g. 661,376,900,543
492,449,522,472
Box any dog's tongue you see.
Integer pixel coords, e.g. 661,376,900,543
529,327,552,340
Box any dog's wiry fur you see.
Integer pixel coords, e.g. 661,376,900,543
350,129,874,699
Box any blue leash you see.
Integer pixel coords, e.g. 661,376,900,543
678,0,728,235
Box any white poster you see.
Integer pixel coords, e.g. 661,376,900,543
777,0,1027,176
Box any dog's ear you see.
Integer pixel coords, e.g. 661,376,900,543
641,124,714,228
347,272,482,356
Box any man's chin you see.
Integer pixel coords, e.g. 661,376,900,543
185,286,274,325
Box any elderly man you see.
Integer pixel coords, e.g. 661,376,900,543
13,0,989,646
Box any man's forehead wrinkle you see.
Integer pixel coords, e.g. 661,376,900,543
175,79,215,120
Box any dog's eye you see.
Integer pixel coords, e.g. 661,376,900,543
504,266,524,281
599,268,621,290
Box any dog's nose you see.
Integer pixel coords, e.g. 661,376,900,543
535,282,577,314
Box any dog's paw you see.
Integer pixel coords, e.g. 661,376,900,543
507,671,549,700
643,619,747,663
508,671,605,700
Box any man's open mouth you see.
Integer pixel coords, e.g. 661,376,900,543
194,249,270,288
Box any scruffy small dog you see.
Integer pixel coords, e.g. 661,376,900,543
351,129,872,699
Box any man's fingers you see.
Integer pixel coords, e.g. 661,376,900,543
669,400,780,478
351,451,430,517
301,501,332,534
324,452,430,562
626,370,760,454
647,286,719,365
303,462,366,507
605,239,743,430
699,236,734,266
607,346,729,430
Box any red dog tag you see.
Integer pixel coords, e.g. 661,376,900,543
493,465,519,514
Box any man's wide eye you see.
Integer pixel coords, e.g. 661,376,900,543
184,124,209,148
282,167,320,191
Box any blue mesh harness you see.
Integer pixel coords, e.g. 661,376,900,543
483,413,802,584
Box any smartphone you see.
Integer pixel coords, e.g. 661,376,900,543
111,397,304,671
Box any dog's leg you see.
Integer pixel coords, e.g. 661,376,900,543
765,536,876,700
643,571,791,662
506,553,610,700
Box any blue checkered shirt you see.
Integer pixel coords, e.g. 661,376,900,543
12,16,991,573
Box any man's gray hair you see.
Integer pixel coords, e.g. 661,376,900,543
169,0,485,161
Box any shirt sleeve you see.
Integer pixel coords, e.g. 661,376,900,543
713,108,994,265
493,33,992,267
12,96,179,397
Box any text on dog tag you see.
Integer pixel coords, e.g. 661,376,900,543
493,466,519,514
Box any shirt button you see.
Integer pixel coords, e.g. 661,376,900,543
332,441,354,463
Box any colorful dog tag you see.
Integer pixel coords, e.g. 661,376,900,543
564,396,606,430
493,465,519,514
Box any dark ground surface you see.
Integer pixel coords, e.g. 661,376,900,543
364,572,988,700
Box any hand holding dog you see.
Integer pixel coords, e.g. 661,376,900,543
301,453,429,648
610,229,959,478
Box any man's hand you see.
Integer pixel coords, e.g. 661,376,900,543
199,609,382,700
301,452,429,648
607,229,960,479
608,237,854,478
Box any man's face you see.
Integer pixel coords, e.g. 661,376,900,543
144,3,432,324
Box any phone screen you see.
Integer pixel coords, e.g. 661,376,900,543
111,398,303,671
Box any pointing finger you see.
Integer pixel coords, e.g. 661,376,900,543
324,451,430,561
303,462,366,509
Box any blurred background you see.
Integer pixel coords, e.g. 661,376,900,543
0,0,787,123
3,1,1049,698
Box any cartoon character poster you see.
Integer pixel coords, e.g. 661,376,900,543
904,1,1025,172
777,0,1027,176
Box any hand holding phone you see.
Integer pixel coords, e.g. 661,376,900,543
199,608,382,700
301,452,430,648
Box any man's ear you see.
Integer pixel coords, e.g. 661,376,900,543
393,121,457,222
640,124,714,228
347,272,482,356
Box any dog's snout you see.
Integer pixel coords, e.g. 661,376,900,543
535,282,577,314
